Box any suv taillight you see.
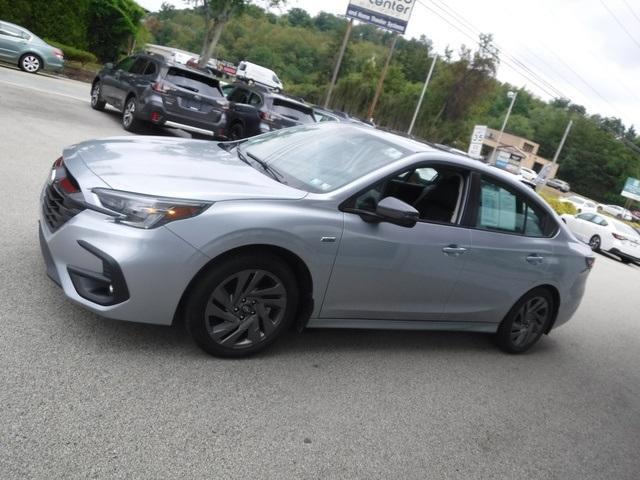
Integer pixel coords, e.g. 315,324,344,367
152,81,169,93
50,157,80,194
260,111,274,122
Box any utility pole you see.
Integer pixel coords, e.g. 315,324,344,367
324,19,353,109
491,90,518,164
367,34,398,121
408,54,437,136
552,119,573,164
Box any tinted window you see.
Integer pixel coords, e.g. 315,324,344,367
228,88,250,103
248,93,262,107
129,58,148,75
143,62,157,76
241,125,411,193
116,56,136,72
271,99,315,123
476,178,550,237
165,68,222,97
576,213,595,222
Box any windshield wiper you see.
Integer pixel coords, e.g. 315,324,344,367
237,149,285,184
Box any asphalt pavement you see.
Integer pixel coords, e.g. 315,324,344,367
1,66,639,480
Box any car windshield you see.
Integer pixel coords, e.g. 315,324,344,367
239,125,411,192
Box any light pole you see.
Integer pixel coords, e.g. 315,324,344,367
491,90,518,164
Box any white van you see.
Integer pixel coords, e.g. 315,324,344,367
236,61,283,91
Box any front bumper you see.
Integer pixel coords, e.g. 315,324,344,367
39,209,210,325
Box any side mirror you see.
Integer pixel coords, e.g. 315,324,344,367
104,62,114,70
375,196,419,227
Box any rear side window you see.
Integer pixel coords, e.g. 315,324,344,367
476,177,553,237
228,88,250,103
0,23,24,38
165,68,223,98
271,99,315,123
116,56,136,72
129,58,148,75
576,213,595,222
143,62,157,76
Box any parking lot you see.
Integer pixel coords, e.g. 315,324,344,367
1,67,639,479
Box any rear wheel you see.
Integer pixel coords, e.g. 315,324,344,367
122,96,140,132
620,257,631,264
589,235,601,252
185,254,299,357
495,288,554,354
229,122,245,140
90,81,106,111
19,53,42,73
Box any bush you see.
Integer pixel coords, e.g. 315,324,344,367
540,193,577,215
45,39,98,65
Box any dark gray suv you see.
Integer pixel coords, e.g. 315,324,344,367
90,53,229,138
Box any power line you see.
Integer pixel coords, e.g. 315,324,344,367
622,0,640,25
599,0,640,51
427,0,567,99
414,0,566,100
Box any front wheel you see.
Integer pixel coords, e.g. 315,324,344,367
91,81,106,111
229,122,245,140
495,288,554,354
185,254,299,357
19,54,42,73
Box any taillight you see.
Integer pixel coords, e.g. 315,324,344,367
260,111,274,122
585,257,595,270
152,81,168,93
53,48,64,59
612,233,626,241
50,156,80,193
59,176,79,194
52,156,63,168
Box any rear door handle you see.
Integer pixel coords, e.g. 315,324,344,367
442,245,467,256
526,254,544,265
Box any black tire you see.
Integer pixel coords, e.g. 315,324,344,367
495,288,555,354
19,53,42,73
620,257,631,264
184,253,299,357
229,122,245,140
122,96,140,132
589,235,601,252
90,81,106,111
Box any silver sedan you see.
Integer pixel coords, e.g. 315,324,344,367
39,123,594,357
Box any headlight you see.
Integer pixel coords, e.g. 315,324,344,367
93,189,211,229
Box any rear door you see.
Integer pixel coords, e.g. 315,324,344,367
101,56,136,106
161,67,226,128
445,174,558,324
112,56,148,107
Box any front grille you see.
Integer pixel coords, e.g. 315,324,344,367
42,182,84,232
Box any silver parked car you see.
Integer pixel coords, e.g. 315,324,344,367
0,20,64,73
39,124,594,357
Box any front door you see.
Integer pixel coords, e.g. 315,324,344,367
321,164,472,321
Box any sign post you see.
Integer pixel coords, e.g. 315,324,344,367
621,177,640,202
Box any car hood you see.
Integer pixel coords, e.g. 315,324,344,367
66,136,307,201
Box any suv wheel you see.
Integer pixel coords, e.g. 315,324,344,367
122,96,140,132
19,54,42,73
495,288,554,354
229,123,245,140
185,253,299,357
91,81,106,111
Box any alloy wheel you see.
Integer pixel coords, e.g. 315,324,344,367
22,55,40,73
123,100,135,127
204,269,287,349
91,84,101,106
510,296,550,348
589,235,600,251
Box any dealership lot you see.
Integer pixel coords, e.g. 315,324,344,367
1,68,639,479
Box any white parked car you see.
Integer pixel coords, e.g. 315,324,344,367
561,212,640,264
598,204,633,221
236,61,283,91
559,195,598,214
519,166,537,182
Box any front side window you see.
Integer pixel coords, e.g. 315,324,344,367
476,177,550,237
240,125,411,193
349,165,465,224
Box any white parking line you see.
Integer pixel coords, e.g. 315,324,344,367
0,79,88,103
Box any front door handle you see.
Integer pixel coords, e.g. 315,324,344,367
442,245,467,256
526,254,544,265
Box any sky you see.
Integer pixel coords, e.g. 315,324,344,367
136,0,640,130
